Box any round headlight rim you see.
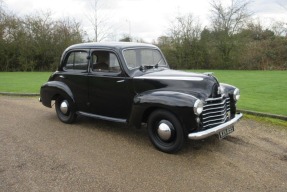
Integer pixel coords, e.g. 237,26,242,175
194,99,204,116
233,88,240,101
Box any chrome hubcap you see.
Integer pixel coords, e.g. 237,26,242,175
60,100,69,114
157,121,172,141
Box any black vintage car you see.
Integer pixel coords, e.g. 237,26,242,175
40,42,242,153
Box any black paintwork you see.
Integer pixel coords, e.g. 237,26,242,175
40,42,239,134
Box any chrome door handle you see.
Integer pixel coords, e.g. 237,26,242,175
59,75,65,79
117,80,125,83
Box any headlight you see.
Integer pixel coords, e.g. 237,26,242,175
233,88,240,101
194,99,203,115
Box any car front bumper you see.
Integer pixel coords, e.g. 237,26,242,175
188,113,243,140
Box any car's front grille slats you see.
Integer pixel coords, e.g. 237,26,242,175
202,111,227,121
201,96,231,129
202,107,229,117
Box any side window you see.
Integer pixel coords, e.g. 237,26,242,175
91,51,121,73
64,51,88,71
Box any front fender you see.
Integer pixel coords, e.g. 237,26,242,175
220,83,237,95
220,83,239,115
129,90,198,129
40,81,74,108
134,90,198,107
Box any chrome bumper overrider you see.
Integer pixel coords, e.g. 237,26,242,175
188,113,243,140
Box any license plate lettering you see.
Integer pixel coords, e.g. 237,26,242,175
219,126,234,139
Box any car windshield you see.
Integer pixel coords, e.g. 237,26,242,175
123,48,168,70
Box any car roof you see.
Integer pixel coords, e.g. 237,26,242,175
66,42,158,50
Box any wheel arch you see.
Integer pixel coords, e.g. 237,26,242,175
40,81,75,108
129,90,198,131
142,106,180,124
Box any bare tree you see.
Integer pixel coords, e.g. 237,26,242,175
167,14,204,69
209,0,252,67
86,0,113,42
271,21,287,36
210,0,252,35
169,14,202,43
277,1,287,37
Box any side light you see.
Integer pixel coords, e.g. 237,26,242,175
218,86,225,95
194,100,203,115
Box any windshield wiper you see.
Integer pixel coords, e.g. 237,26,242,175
139,64,161,71
139,65,153,71
139,58,167,71
156,58,163,66
139,58,165,71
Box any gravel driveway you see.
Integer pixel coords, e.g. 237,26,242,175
1,96,287,192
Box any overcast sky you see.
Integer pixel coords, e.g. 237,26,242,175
4,0,287,42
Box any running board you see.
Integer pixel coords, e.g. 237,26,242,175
77,111,127,123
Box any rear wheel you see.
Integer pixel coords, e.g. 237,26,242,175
55,96,77,123
147,110,185,153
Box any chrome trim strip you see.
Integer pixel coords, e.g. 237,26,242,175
205,95,225,101
202,112,228,121
146,91,198,100
203,107,229,114
203,121,225,128
77,111,127,123
203,105,229,112
134,76,203,81
202,114,228,124
202,108,229,116
203,99,228,107
188,113,243,140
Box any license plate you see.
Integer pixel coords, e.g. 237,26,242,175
218,126,234,139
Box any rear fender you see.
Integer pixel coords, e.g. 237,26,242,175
40,81,74,108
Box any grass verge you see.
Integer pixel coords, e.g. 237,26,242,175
244,114,287,128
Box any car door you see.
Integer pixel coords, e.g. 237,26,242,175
58,49,90,112
88,50,133,120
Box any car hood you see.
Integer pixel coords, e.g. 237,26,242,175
133,69,220,100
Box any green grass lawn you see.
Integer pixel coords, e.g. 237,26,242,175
0,72,51,93
0,70,286,116
191,70,287,116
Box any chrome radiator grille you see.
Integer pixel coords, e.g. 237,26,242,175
201,96,230,129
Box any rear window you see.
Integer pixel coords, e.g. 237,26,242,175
64,51,88,71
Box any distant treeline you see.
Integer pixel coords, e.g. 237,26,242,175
158,22,287,70
157,0,287,70
0,10,83,71
0,0,286,71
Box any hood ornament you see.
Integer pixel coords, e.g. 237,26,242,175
203,72,214,76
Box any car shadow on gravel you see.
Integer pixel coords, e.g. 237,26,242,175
45,113,241,155
77,116,231,155
76,115,152,147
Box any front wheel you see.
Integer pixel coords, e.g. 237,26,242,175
147,110,185,153
55,96,77,124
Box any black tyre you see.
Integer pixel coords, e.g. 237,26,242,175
55,96,77,124
147,110,185,153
